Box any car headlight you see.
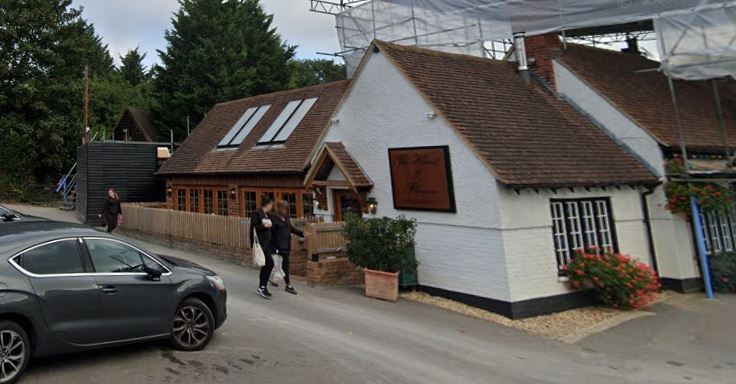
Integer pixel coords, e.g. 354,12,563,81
206,275,226,291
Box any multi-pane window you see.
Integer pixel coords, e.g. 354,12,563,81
550,198,618,270
261,191,275,205
243,191,256,218
281,192,298,218
302,193,314,217
189,189,200,212
701,208,736,254
177,189,186,211
203,190,214,214
217,190,228,216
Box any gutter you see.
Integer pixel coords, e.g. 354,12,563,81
639,186,660,275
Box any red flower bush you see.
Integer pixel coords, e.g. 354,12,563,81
564,251,661,309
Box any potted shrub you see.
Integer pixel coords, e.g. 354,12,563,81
564,250,661,309
344,214,417,302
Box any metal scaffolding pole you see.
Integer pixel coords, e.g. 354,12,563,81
667,76,715,299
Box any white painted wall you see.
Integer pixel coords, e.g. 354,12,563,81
497,187,653,301
319,50,512,301
554,60,700,281
310,49,667,304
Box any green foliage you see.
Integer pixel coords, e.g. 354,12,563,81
665,182,734,218
153,0,296,140
564,251,661,309
710,252,736,293
343,214,418,274
0,0,116,195
288,59,346,88
663,157,734,218
119,47,150,86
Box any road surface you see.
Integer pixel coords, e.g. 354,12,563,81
5,204,735,384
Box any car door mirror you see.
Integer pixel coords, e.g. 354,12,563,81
143,265,163,279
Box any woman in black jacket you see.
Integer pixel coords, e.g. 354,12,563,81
250,197,275,299
269,201,304,295
98,188,122,233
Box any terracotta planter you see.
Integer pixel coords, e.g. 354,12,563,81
364,269,399,302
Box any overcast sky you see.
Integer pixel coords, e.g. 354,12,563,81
72,0,342,68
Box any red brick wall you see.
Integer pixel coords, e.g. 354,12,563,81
525,33,561,87
307,258,363,286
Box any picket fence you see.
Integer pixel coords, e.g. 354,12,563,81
121,203,347,256
121,203,251,250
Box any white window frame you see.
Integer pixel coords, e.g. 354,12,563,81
550,198,618,271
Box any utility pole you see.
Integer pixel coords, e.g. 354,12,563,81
83,65,90,144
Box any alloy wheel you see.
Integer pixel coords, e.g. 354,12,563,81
172,305,210,349
0,330,25,384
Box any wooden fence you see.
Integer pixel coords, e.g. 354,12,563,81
305,221,347,259
121,203,346,257
121,203,251,250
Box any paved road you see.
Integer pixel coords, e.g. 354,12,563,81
4,204,736,384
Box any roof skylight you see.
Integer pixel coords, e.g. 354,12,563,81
257,97,318,145
217,104,271,148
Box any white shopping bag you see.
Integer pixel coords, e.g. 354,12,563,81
252,228,266,267
271,253,285,282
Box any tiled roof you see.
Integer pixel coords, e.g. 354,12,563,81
374,41,658,188
558,44,736,153
323,142,373,188
158,80,350,175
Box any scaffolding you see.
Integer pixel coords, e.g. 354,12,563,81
309,0,736,79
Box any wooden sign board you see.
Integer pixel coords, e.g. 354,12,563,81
388,146,456,212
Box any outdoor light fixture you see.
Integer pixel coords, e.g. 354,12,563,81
367,197,378,214
330,117,340,124
230,187,236,196
166,186,173,196
427,112,438,119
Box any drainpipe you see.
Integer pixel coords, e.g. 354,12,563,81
640,187,659,275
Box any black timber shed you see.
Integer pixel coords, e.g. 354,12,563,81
76,142,165,224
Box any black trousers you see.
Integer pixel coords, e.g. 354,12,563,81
259,252,274,288
104,213,118,233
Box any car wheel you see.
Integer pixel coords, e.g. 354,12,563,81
170,298,215,351
0,321,30,384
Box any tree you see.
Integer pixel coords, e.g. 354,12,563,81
154,0,296,139
119,47,150,86
288,59,346,89
0,0,115,198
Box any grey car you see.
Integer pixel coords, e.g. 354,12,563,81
0,221,227,383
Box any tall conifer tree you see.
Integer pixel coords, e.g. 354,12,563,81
154,0,295,139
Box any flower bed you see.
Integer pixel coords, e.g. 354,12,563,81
564,251,661,309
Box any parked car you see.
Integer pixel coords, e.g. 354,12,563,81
0,221,227,383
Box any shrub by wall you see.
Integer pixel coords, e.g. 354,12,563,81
711,252,736,293
564,251,661,309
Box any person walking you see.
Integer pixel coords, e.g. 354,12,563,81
269,201,304,295
250,197,275,299
98,188,122,233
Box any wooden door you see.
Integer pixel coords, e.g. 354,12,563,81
333,190,362,221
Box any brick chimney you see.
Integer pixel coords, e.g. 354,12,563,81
523,33,562,88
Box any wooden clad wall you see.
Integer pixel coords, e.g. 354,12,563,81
76,143,165,224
